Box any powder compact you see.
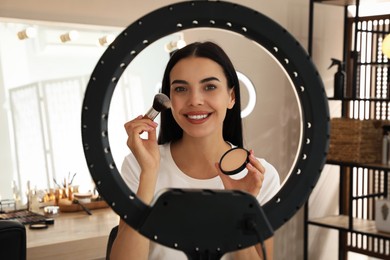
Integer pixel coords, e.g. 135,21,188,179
219,147,250,175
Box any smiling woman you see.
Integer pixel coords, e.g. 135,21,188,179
107,28,303,188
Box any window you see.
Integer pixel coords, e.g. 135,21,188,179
1,21,175,203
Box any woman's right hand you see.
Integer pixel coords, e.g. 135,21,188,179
124,115,160,173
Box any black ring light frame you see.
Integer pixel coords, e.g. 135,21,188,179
81,1,329,259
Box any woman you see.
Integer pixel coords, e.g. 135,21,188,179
111,41,280,260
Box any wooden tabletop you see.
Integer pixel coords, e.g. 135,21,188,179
26,208,119,260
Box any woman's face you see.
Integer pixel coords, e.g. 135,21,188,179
169,57,235,139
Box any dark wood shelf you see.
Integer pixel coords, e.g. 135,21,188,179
357,28,390,34
328,97,390,101
357,61,390,66
308,215,390,239
326,159,390,171
314,0,390,6
314,0,358,6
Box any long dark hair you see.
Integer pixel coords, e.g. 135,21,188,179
157,41,243,147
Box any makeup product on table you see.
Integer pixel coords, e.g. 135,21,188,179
43,206,59,216
73,199,92,215
73,193,93,204
0,209,53,225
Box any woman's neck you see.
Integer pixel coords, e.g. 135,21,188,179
170,135,231,179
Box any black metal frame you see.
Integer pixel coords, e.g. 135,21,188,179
81,1,329,259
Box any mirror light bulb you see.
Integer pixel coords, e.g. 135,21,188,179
17,27,37,40
60,30,79,43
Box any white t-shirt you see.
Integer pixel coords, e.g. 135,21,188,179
120,143,280,260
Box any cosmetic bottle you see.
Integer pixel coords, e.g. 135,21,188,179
382,125,390,165
328,58,346,99
30,190,40,213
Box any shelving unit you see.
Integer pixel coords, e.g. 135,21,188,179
308,215,390,240
305,0,390,259
306,160,390,259
311,160,389,236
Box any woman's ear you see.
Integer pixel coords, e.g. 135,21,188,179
228,88,236,109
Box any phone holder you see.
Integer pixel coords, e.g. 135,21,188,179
139,189,273,259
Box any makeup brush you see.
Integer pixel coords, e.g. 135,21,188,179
143,93,171,121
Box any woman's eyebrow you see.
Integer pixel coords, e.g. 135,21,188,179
171,77,220,85
171,79,188,85
200,77,220,83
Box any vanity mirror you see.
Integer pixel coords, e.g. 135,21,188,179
108,27,302,189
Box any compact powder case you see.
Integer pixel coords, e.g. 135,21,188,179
29,223,49,230
219,147,250,175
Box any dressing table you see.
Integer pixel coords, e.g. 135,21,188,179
26,208,119,260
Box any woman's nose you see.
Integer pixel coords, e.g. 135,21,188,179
188,90,204,106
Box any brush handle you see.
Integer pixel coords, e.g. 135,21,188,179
144,107,159,121
74,199,92,215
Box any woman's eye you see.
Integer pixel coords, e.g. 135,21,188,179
174,86,186,92
205,84,217,91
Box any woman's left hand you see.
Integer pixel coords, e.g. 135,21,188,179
216,150,265,197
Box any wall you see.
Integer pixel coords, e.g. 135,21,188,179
0,0,344,259
308,3,345,260
0,29,14,201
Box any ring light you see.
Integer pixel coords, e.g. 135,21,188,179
237,71,256,118
81,1,329,258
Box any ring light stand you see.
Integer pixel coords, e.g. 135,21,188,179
81,1,330,259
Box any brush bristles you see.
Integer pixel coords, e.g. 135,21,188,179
152,93,171,112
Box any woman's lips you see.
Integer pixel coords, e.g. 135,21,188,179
187,114,209,120
185,112,211,123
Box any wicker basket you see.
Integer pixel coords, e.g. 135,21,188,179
327,118,390,163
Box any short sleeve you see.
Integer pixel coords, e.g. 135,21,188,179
257,159,280,205
120,153,141,193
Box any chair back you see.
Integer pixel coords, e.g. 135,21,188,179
106,225,118,260
0,220,26,260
